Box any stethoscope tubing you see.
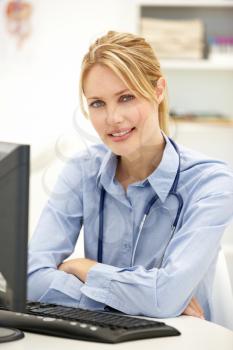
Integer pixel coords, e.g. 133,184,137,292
98,138,183,266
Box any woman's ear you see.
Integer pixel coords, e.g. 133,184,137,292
155,77,166,104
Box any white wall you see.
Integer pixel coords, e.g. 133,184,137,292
0,0,138,237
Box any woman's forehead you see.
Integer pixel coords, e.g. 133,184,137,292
83,65,129,99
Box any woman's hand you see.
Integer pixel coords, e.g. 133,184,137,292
182,297,205,319
58,258,98,283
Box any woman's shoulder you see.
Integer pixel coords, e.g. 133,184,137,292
60,143,109,178
178,142,232,173
69,143,109,167
178,142,233,194
52,143,109,194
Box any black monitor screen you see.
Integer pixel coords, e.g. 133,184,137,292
0,142,29,313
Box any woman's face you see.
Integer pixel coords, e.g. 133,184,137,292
83,64,162,158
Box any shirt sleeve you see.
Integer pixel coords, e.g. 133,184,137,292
80,168,233,318
27,156,85,306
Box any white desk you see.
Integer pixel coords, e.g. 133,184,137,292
1,316,233,350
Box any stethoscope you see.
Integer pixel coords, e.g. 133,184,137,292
97,138,183,268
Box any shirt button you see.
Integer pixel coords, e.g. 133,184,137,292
123,243,131,250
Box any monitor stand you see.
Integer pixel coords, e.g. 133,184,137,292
0,327,24,343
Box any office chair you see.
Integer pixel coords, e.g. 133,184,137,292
212,249,233,331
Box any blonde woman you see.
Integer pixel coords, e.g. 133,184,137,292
28,31,233,324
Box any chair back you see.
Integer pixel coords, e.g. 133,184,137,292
212,249,233,330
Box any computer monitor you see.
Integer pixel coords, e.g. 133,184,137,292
0,141,30,314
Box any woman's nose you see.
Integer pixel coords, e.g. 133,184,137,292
105,105,124,125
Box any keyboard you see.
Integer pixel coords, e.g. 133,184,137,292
0,302,181,343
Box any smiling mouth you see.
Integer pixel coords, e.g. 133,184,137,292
108,127,136,142
109,127,135,137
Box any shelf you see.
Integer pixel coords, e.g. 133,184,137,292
137,1,233,8
137,0,233,119
170,118,233,126
160,59,233,70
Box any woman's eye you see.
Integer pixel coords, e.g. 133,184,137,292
89,100,104,108
120,94,135,102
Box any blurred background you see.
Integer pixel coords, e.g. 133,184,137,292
0,0,233,285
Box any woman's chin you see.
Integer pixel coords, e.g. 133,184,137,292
110,145,141,159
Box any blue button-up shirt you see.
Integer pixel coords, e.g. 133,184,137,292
28,133,233,321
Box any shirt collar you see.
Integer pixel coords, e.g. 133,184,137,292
96,148,118,190
147,132,179,202
96,131,180,203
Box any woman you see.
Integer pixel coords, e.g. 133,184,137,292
28,31,233,323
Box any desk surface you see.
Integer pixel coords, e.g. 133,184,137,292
1,316,233,350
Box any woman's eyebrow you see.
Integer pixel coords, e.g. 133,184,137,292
87,89,130,100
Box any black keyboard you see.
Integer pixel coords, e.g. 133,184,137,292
0,302,180,343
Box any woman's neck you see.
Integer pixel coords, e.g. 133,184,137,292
116,133,166,184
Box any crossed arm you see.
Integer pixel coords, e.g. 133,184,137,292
58,257,205,319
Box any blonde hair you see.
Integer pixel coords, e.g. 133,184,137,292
79,31,169,135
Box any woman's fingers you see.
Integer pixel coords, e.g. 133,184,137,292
182,297,205,319
191,297,205,317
